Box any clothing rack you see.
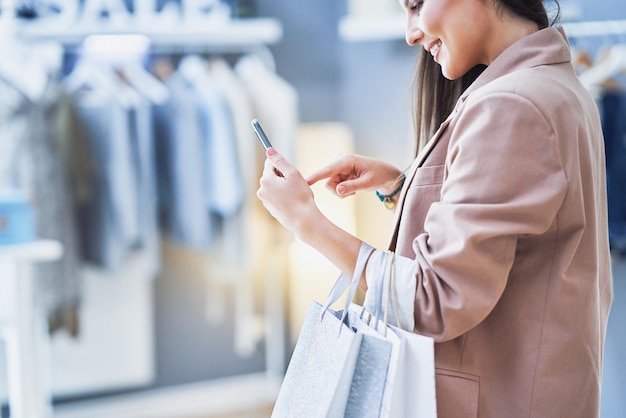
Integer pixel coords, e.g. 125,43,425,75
1,6,289,413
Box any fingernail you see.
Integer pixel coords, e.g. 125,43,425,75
267,147,277,156
337,185,346,195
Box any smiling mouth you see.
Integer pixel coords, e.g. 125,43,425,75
429,40,442,58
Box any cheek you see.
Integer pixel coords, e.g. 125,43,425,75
418,5,445,35
417,16,433,36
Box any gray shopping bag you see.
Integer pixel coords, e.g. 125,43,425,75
272,242,394,418
271,301,362,418
344,306,393,418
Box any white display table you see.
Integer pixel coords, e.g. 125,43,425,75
0,240,63,418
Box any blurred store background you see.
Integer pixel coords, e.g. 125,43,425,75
0,0,624,417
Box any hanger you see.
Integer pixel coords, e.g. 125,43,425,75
151,56,176,81
578,25,626,90
75,34,163,102
178,54,210,85
569,37,594,75
580,46,626,90
65,33,174,108
64,53,140,109
118,60,170,105
0,11,55,101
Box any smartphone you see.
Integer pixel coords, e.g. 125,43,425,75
252,119,284,177
251,119,273,150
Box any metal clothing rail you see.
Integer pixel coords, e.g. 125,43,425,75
14,17,283,71
563,19,626,39
16,18,282,46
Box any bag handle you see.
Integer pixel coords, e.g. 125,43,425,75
321,242,375,334
383,251,402,333
362,251,402,335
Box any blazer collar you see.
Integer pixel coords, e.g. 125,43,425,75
461,27,572,100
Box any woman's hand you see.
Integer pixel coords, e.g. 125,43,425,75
257,148,365,283
306,154,404,197
256,148,320,238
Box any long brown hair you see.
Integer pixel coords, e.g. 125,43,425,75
411,0,561,154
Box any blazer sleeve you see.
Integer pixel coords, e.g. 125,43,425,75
407,92,568,342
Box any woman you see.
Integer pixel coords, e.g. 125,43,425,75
257,0,613,416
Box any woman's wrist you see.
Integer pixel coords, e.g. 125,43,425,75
375,173,406,210
296,206,364,280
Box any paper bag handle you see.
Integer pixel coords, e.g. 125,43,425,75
321,242,375,333
384,251,402,332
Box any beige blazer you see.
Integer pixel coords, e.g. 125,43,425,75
390,28,613,418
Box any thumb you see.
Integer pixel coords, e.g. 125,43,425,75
336,178,368,196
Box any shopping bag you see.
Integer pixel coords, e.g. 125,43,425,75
365,250,437,418
344,249,436,418
272,244,437,418
270,300,363,418
343,304,393,418
384,322,437,417
272,243,393,418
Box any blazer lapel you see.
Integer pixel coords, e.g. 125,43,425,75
387,117,452,250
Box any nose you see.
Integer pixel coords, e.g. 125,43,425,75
405,14,423,46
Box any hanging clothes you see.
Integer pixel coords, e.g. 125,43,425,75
118,61,170,275
68,75,140,269
234,54,299,164
205,57,257,272
178,55,244,221
150,53,299,355
127,94,161,276
0,73,82,336
153,55,245,250
232,53,300,355
205,57,261,355
153,70,215,248
600,89,626,254
65,59,161,274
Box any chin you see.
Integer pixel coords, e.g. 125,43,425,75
440,67,458,81
440,63,467,81
437,60,453,80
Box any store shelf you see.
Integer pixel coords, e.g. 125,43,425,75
0,239,64,418
0,240,63,262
